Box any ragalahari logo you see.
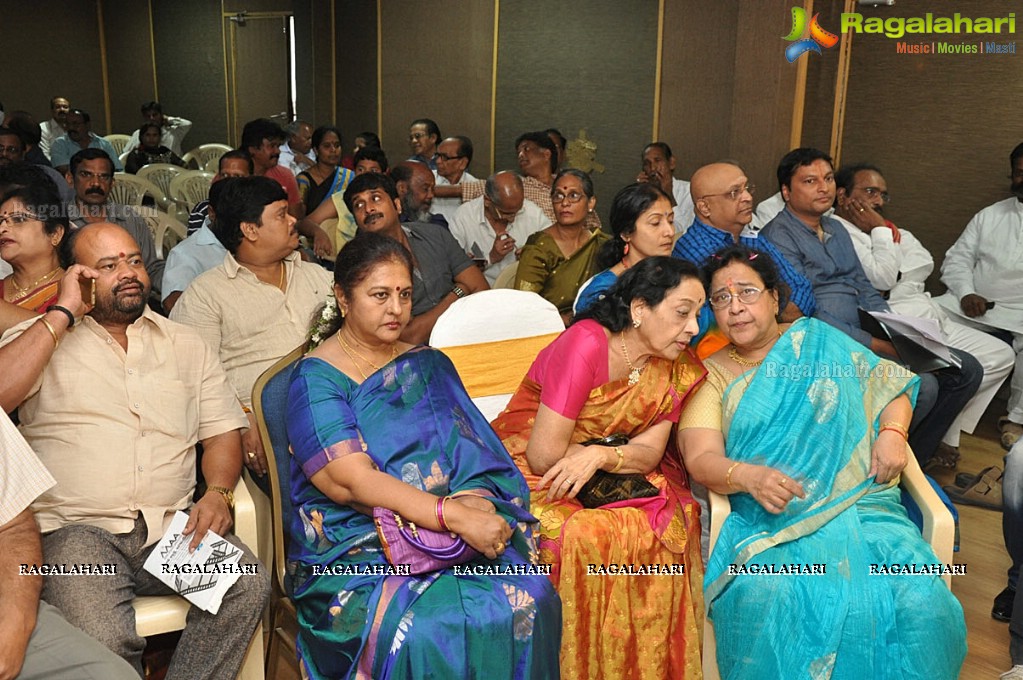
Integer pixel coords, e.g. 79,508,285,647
783,6,840,62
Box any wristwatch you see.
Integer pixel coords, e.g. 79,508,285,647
451,286,466,299
208,485,235,511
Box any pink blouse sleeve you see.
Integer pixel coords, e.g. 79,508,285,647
528,320,609,420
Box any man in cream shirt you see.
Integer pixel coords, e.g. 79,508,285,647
171,176,332,480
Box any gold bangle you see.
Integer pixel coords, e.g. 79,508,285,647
725,461,742,490
879,420,909,439
610,445,625,473
38,317,59,349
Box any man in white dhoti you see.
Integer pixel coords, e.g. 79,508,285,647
834,162,1015,463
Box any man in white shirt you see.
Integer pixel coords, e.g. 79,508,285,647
834,162,1014,454
278,120,315,176
38,96,70,161
122,101,192,156
448,171,549,286
636,142,695,235
934,143,1023,450
432,136,476,225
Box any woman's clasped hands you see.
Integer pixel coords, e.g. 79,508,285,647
444,495,512,560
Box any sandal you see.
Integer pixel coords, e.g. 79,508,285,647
999,416,1023,451
954,471,978,488
943,465,1003,510
922,444,960,473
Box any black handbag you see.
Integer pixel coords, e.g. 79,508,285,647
576,435,659,508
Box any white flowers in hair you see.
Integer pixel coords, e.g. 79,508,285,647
308,294,339,349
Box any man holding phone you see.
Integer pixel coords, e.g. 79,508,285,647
0,223,269,677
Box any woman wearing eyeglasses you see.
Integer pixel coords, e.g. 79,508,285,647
515,169,608,323
678,245,966,678
574,182,675,315
0,183,67,312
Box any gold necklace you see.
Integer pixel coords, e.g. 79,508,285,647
9,266,61,296
336,332,397,379
620,331,645,386
728,346,764,368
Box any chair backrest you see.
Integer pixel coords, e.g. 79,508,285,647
252,344,306,598
136,163,185,212
141,210,188,259
168,171,214,213
109,173,164,207
493,260,519,289
182,143,232,171
104,133,131,155
430,289,564,420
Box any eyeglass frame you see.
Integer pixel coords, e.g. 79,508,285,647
0,212,42,228
551,190,587,205
699,183,756,202
708,285,764,309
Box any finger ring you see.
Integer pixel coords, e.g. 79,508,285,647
247,452,256,460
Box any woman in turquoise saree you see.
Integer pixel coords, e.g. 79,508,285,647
679,245,966,679
286,232,561,680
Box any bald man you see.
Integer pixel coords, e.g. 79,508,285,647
672,161,815,321
448,170,550,285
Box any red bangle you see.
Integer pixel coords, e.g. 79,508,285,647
879,426,908,440
436,496,450,532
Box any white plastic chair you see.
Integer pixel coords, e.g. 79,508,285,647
182,143,233,171
104,133,132,156
701,452,954,679
132,476,266,679
137,163,185,214
109,173,165,208
430,289,564,420
141,210,188,259
169,171,215,218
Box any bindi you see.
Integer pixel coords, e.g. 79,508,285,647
118,251,126,258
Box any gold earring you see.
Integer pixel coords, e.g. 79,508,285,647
633,317,641,329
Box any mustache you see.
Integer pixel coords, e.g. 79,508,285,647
114,279,143,294
85,187,106,195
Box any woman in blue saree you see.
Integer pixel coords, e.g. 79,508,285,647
679,245,965,679
286,231,561,680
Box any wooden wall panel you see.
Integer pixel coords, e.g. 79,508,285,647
0,0,106,132
495,0,659,222
729,0,801,200
151,0,229,145
379,0,495,173
658,0,739,180
838,0,1023,287
334,1,380,158
102,0,157,135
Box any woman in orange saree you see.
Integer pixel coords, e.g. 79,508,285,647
0,183,67,313
492,256,708,680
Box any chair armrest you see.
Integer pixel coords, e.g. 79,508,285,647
704,489,730,680
899,454,955,589
232,476,258,559
707,490,731,554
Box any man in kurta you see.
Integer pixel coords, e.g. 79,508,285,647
936,142,1023,451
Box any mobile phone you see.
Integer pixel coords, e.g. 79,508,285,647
79,277,95,307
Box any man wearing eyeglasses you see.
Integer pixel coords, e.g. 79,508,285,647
407,118,441,170
65,149,164,298
935,142,1023,453
834,163,1014,467
49,109,122,176
448,171,549,286
762,148,983,471
432,136,476,225
672,161,814,322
